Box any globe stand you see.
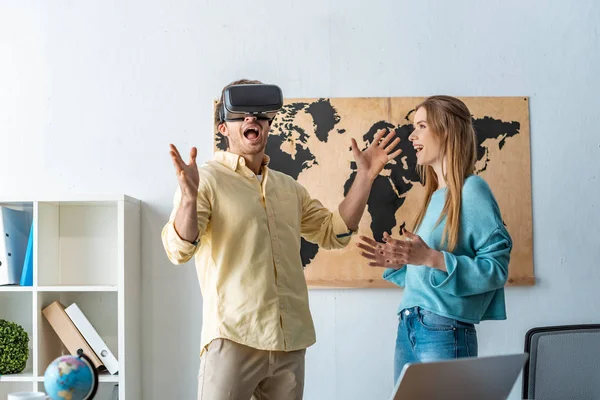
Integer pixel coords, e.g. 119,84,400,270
76,349,99,400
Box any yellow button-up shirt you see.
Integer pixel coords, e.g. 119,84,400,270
161,150,354,354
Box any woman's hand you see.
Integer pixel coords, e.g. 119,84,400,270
357,228,446,271
356,235,404,269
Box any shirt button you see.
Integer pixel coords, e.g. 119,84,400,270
404,310,410,316
280,304,284,310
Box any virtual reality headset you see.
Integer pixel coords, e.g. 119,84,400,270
219,84,283,122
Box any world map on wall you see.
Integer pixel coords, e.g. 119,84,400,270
215,98,522,270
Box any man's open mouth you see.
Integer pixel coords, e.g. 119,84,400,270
244,127,260,140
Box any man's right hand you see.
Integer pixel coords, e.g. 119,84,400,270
170,144,199,201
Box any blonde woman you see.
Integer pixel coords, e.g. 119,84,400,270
357,95,512,384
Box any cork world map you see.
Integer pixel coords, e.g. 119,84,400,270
215,97,533,288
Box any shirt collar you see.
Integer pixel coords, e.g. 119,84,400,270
213,151,270,174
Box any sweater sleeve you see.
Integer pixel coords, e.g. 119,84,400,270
383,267,407,287
429,226,511,296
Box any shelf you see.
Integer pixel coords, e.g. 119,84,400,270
36,381,120,398
36,285,118,292
37,201,119,286
0,195,139,204
37,291,118,377
0,292,34,378
0,286,33,292
34,371,118,383
0,286,117,292
98,372,119,383
0,196,141,399
0,369,34,382
0,202,33,210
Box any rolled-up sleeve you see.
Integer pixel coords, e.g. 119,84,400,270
383,267,407,287
429,227,511,296
299,184,355,250
161,183,212,264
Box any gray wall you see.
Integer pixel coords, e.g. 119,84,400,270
1,1,599,399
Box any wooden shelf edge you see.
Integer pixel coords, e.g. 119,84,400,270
307,276,536,289
506,276,536,286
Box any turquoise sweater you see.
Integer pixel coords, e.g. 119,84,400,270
383,175,512,324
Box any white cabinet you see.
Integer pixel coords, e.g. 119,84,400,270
0,196,141,399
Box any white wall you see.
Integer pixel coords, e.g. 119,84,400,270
1,0,599,398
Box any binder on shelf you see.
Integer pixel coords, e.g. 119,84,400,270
0,206,31,286
19,222,33,286
65,303,119,375
110,384,119,400
41,300,104,369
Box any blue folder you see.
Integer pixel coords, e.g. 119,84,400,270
20,222,33,286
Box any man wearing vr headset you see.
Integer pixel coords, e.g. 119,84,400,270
162,79,401,400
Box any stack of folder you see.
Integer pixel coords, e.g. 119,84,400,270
42,300,119,375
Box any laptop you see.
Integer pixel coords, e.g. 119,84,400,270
388,353,528,400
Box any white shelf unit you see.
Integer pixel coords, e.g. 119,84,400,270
0,196,141,400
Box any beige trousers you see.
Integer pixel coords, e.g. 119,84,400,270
197,338,306,400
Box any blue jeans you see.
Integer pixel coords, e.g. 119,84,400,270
394,306,478,384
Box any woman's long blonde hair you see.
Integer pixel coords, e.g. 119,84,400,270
411,95,477,252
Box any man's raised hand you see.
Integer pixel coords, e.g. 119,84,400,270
170,144,199,201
